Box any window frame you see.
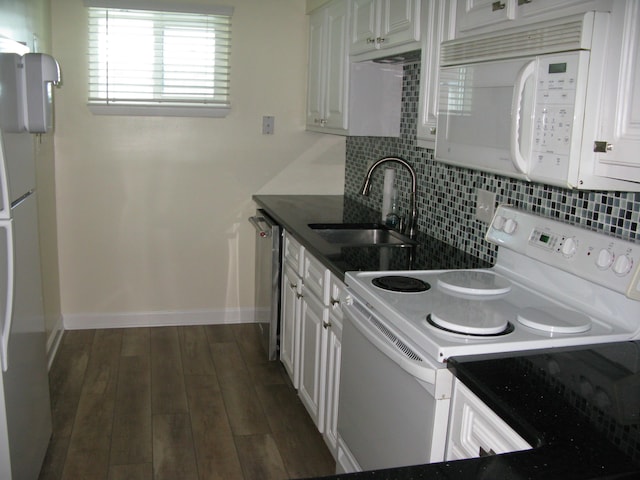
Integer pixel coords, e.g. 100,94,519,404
84,0,233,118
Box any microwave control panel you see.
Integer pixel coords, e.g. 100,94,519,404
529,52,586,184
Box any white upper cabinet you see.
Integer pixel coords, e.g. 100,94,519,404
350,0,421,58
306,0,403,136
455,0,611,36
590,1,640,184
455,0,516,34
417,0,456,148
307,1,350,131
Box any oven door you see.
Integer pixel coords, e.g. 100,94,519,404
336,298,452,473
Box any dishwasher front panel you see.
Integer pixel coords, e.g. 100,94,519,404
250,210,281,361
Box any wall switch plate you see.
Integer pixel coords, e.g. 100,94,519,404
262,116,274,134
476,189,496,223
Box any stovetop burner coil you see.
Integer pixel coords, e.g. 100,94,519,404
371,275,430,293
426,314,515,337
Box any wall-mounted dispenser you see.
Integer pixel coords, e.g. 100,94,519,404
22,53,60,133
0,52,60,133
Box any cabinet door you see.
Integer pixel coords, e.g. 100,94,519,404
456,0,515,35
307,9,326,129
379,0,420,48
417,0,456,148
324,1,349,130
592,1,640,184
299,289,328,431
322,306,343,457
281,263,302,388
350,0,378,55
447,380,531,461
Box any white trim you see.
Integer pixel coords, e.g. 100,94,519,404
88,104,231,118
45,314,64,371
63,307,256,330
83,0,233,16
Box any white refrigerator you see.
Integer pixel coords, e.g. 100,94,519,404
0,40,60,480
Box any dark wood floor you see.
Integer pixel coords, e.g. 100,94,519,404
38,324,336,480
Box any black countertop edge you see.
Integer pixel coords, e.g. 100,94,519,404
253,194,491,280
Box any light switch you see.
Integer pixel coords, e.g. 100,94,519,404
262,116,274,135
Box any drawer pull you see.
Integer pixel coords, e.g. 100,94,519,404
323,321,332,329
330,297,340,306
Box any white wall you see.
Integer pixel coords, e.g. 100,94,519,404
51,0,345,327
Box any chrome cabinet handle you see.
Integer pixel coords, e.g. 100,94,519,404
330,297,340,306
594,141,613,153
323,321,332,329
296,292,303,299
376,37,386,44
289,282,297,290
366,37,376,44
492,1,506,10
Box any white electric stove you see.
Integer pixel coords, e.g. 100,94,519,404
336,205,640,474
345,205,640,363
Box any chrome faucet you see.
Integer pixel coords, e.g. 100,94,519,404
360,156,418,240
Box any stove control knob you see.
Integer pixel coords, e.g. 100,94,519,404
503,218,517,234
492,215,506,231
612,254,634,276
561,237,578,258
595,249,614,270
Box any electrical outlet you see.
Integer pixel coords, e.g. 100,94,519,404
476,189,496,223
262,116,274,135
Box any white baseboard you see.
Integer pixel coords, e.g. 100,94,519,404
63,307,257,330
45,314,65,371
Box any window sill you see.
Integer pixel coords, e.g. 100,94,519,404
87,103,231,118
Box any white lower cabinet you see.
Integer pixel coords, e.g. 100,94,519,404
281,262,302,388
299,285,328,430
446,379,532,461
279,230,345,460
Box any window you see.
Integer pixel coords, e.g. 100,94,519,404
85,1,232,117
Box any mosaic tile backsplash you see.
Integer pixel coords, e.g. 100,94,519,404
344,62,640,264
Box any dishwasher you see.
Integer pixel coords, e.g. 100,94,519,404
249,210,281,360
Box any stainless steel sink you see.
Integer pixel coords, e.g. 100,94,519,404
308,223,417,247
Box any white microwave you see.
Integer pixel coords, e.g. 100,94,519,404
435,12,639,191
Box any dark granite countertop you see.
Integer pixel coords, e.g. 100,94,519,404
253,195,490,280
305,342,640,480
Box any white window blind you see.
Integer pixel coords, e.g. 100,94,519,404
87,3,232,117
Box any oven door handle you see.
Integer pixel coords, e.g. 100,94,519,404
344,303,437,384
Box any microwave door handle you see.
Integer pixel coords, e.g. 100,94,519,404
510,60,536,174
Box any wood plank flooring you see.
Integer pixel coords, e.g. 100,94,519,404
38,324,336,480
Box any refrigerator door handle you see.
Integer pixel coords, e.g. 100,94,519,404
1,221,14,372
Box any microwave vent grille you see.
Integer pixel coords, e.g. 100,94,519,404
441,16,590,66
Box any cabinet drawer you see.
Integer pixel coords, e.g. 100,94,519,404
303,252,328,301
447,380,531,461
283,231,304,276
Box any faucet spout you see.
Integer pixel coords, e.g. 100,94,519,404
360,156,418,239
